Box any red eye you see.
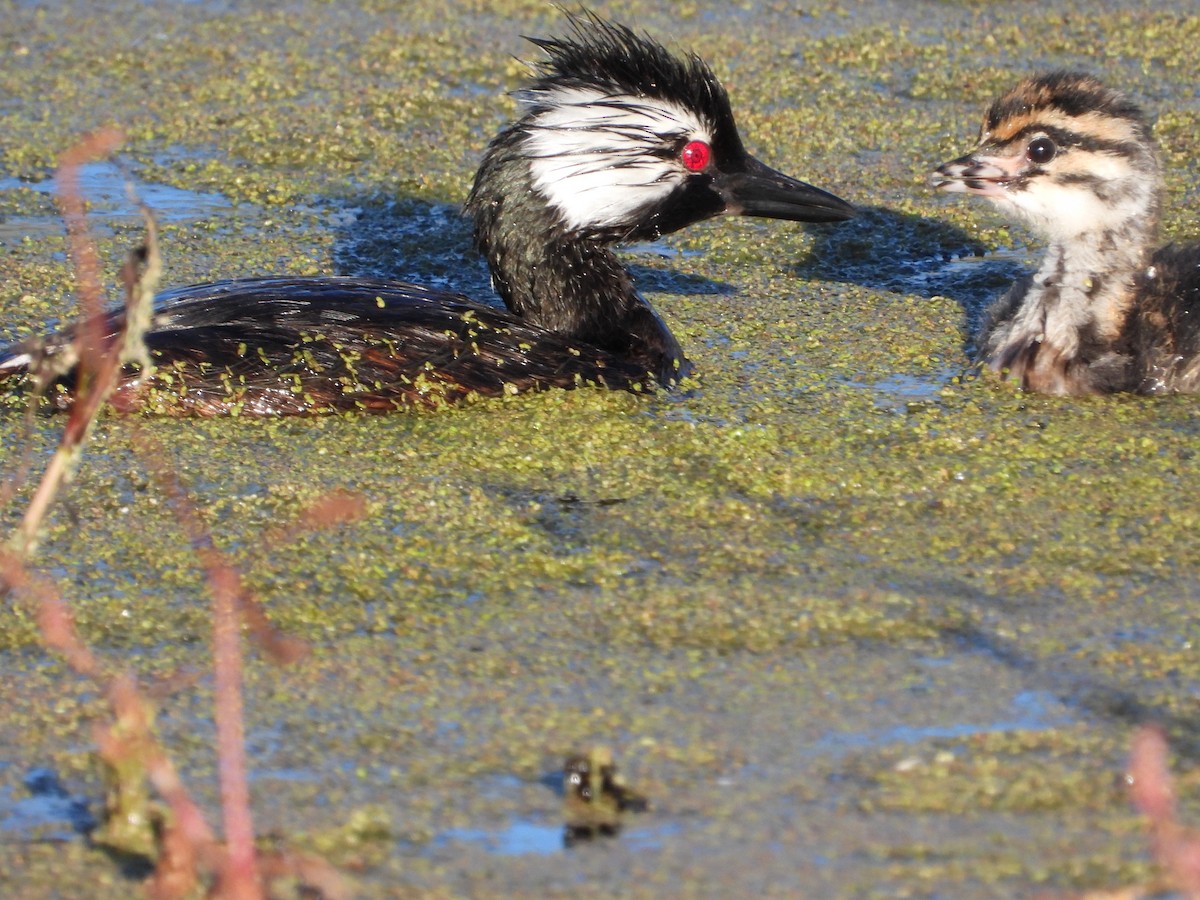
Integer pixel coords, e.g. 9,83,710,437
681,140,711,172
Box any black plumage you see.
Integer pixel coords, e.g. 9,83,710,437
21,278,659,415
0,13,853,416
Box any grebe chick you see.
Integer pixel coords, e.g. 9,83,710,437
933,71,1200,395
0,15,853,416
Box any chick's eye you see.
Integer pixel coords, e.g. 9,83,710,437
681,140,711,172
1026,137,1057,165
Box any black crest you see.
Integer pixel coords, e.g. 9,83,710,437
521,11,741,154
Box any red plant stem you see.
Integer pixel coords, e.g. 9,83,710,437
14,128,128,554
2,128,357,897
1128,725,1200,896
139,451,263,899
0,549,102,680
57,128,123,371
0,553,223,886
207,560,262,900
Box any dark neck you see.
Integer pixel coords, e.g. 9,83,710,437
465,146,687,385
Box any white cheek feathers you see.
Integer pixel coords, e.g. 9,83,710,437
989,181,1113,239
520,86,713,232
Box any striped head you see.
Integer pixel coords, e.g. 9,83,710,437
467,13,853,247
933,72,1161,241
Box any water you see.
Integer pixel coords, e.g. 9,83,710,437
848,367,965,412
809,690,1072,756
0,769,95,841
436,819,682,855
0,164,231,232
2,1,1199,896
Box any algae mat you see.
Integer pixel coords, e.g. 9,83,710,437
2,0,1200,896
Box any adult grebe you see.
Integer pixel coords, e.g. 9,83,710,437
934,71,1200,395
0,14,853,415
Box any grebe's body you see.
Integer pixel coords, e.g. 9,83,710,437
38,278,664,416
0,15,852,416
934,72,1200,395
